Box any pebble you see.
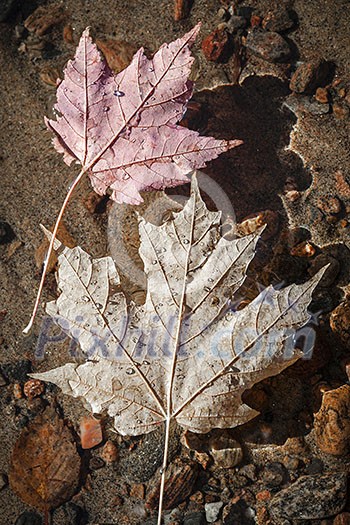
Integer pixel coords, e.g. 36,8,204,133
330,300,350,345
317,195,342,217
237,210,279,239
245,28,291,62
334,513,350,525
24,4,67,36
333,103,350,120
210,435,243,468
205,501,223,523
15,512,43,525
0,221,15,245
39,66,60,87
290,241,316,257
13,383,23,399
314,384,350,455
260,462,287,488
269,473,347,521
174,0,192,21
289,59,332,94
89,456,105,470
23,379,45,400
201,27,232,62
183,512,206,525
262,8,295,33
250,15,262,28
146,459,198,510
80,416,103,449
96,38,137,74
101,440,118,463
315,87,329,103
53,502,87,525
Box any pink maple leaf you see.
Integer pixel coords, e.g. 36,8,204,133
24,24,242,333
46,24,241,204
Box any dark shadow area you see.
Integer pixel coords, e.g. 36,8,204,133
193,75,312,221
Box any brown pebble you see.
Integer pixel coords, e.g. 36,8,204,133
23,379,45,400
101,440,118,463
262,8,295,32
80,416,103,449
237,210,279,239
317,195,342,216
334,513,350,525
89,456,105,470
314,384,350,455
96,38,137,74
24,4,67,36
289,59,331,94
250,15,262,27
333,103,349,119
315,87,329,103
190,490,204,504
39,66,60,87
285,189,301,202
130,483,145,499
174,0,192,21
201,27,231,62
13,383,23,399
146,459,198,510
290,241,315,257
194,451,211,469
63,24,75,44
330,300,350,345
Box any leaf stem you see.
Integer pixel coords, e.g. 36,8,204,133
157,417,171,525
23,168,86,334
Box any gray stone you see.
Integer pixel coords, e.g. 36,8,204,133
269,473,347,521
205,501,224,523
246,28,291,63
15,512,42,525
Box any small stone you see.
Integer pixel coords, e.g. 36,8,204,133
217,7,229,22
226,15,247,33
194,451,211,469
334,513,350,525
330,300,350,345
262,8,295,32
130,483,145,499
290,59,332,94
89,456,105,470
317,195,342,216
246,28,291,62
96,38,137,74
285,189,301,202
0,472,8,491
260,462,287,488
239,464,257,481
237,210,279,239
24,4,67,36
201,28,232,62
250,15,262,27
15,512,43,525
23,379,45,400
190,491,204,504
80,416,103,449
315,87,329,103
101,440,118,463
210,435,243,468
174,0,192,21
333,103,349,119
290,241,316,257
269,473,347,521
13,383,23,399
0,221,15,245
205,501,223,523
39,66,60,87
314,384,350,456
282,455,300,471
63,24,75,44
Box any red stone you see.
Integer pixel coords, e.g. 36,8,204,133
201,28,231,62
80,416,103,449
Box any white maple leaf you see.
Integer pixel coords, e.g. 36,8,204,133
32,175,326,522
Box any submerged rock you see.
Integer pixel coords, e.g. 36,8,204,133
269,473,347,521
